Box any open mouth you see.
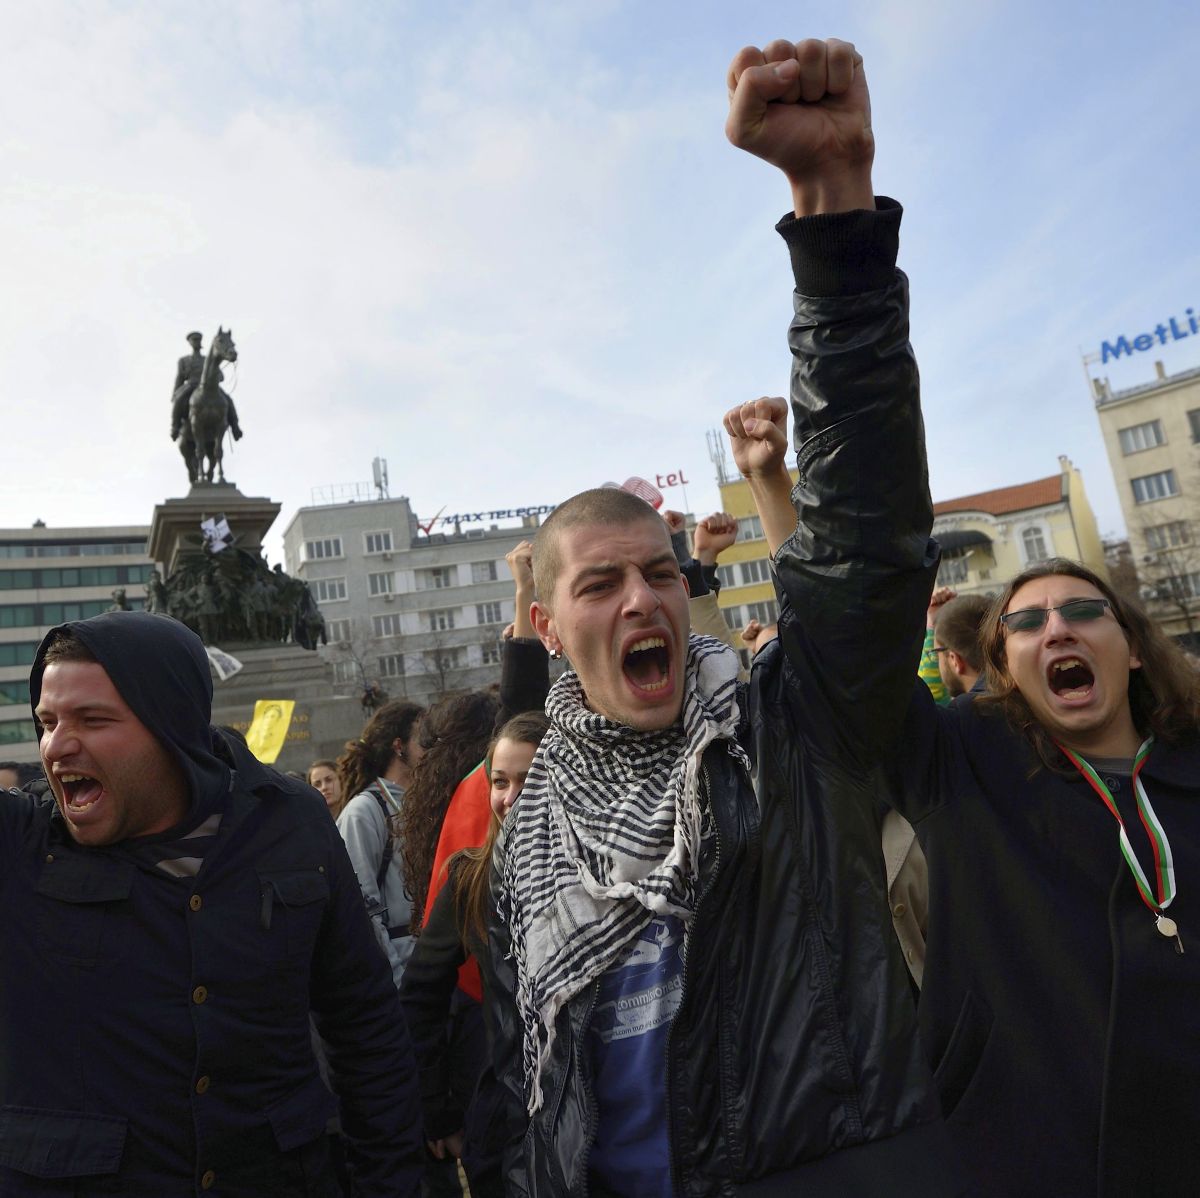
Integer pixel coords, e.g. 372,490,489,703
1048,658,1094,701
623,636,672,694
58,772,105,812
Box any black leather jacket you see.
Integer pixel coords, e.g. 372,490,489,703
483,201,965,1198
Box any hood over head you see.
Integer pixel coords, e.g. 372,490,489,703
30,611,232,822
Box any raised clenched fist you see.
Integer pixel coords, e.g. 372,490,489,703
723,396,789,482
726,38,873,216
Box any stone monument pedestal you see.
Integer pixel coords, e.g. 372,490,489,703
149,482,281,575
208,643,364,773
147,482,363,772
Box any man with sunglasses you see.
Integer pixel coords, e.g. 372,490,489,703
891,560,1200,1196
735,390,1200,1193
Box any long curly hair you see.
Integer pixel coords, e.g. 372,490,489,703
399,690,500,931
977,558,1200,772
336,700,426,806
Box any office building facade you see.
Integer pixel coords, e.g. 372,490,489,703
1094,360,1200,642
282,497,540,705
0,523,153,760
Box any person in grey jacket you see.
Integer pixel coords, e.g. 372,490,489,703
336,700,426,987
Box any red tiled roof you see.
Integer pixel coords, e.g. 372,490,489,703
933,474,1063,517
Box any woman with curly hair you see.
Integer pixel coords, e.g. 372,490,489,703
335,699,425,986
398,690,499,935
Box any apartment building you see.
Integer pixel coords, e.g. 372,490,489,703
282,496,540,704
0,523,153,760
1094,360,1200,642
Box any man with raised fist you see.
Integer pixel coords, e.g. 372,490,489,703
483,38,964,1198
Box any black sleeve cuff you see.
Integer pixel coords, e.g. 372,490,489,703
775,197,902,297
670,528,690,565
681,558,710,598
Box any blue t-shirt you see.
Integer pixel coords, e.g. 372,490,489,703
587,914,684,1197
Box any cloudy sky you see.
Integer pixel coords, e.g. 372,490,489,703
4,0,1197,560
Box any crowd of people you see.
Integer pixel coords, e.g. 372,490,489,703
2,34,1198,1198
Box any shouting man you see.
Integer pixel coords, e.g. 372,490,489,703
0,611,422,1195
483,37,964,1198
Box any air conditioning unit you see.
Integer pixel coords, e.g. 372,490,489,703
383,592,395,603
381,551,393,560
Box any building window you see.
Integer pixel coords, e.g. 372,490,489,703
372,613,403,637
425,647,463,671
378,653,406,677
429,609,456,632
326,618,352,643
1149,573,1200,602
0,642,37,667
1022,527,1050,563
739,559,770,585
737,515,764,542
476,601,503,625
0,571,34,590
304,537,343,561
939,556,969,585
1132,470,1179,504
716,565,737,589
364,530,393,555
1145,521,1192,551
472,560,498,583
420,566,454,590
331,660,359,685
1189,410,1200,443
1117,420,1166,455
0,719,37,744
312,577,347,603
480,643,501,666
368,571,395,596
743,600,778,625
0,680,31,706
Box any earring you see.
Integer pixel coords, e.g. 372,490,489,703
549,647,563,660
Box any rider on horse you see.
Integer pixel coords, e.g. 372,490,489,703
170,331,243,444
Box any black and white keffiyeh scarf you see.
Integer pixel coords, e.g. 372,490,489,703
497,632,749,1113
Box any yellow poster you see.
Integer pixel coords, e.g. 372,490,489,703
246,699,295,764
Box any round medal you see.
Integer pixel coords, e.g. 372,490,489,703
1156,914,1178,939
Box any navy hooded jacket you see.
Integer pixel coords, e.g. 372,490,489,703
1,611,422,1196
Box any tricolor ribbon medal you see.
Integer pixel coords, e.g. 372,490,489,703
1058,737,1183,954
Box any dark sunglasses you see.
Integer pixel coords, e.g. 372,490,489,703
999,597,1112,633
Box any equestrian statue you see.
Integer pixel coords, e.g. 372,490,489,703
170,328,243,484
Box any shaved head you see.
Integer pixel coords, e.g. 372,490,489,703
533,488,666,609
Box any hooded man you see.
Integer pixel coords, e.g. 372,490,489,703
0,610,422,1196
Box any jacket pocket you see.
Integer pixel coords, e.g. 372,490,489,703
932,991,994,1119
34,858,135,968
265,1077,338,1152
0,1106,127,1178
256,868,330,959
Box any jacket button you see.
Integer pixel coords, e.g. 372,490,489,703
189,894,202,912
45,854,54,863
201,1169,216,1189
192,985,208,1005
195,1075,210,1094
906,947,915,963
893,902,907,919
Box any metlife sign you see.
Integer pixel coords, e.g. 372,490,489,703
1099,307,1199,364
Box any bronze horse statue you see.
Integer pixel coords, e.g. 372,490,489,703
183,328,238,483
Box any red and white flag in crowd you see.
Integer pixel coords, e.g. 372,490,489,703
620,477,663,509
